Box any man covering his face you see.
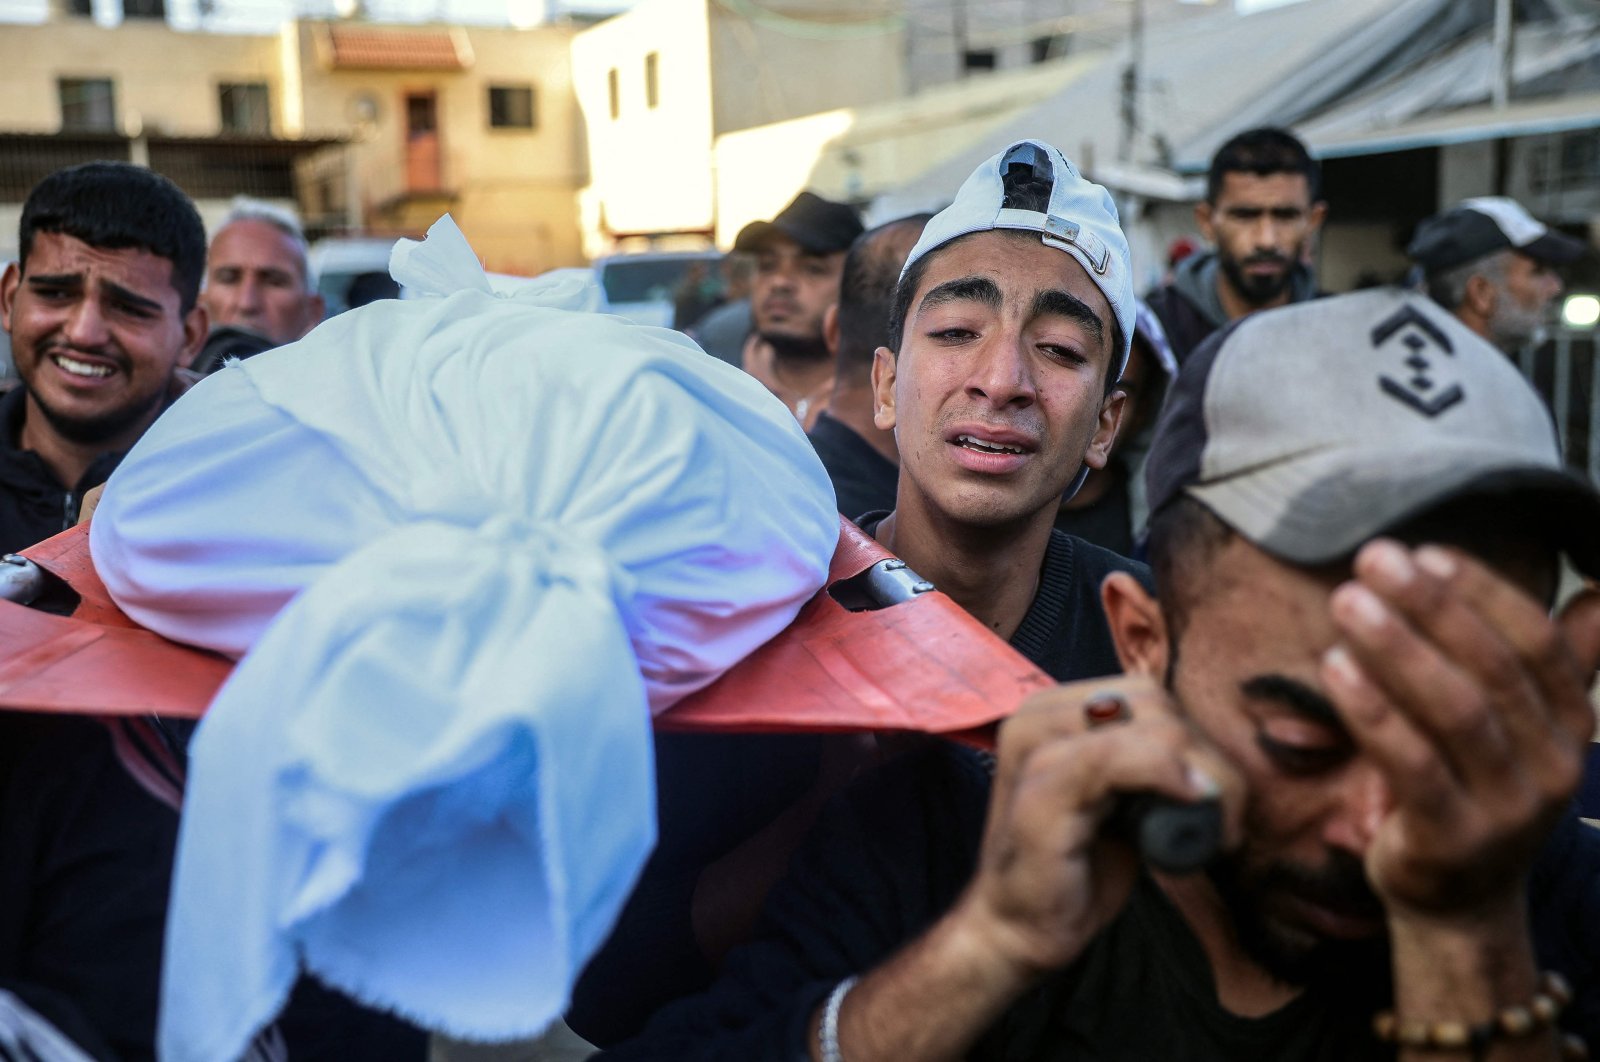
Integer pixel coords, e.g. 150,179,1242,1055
603,288,1600,1062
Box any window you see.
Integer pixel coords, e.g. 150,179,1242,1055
219,82,271,136
607,68,620,120
66,0,91,16
488,85,536,129
645,52,660,109
59,78,116,133
962,49,997,73
122,0,166,18
1560,129,1600,185
1030,35,1062,64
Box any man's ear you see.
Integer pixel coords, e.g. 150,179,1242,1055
178,303,209,369
1101,571,1170,679
1193,201,1216,245
1083,389,1127,471
1307,200,1329,235
870,345,897,431
822,302,840,357
0,261,20,334
306,292,326,333
1464,272,1498,319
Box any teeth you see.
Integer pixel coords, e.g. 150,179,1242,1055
54,355,113,378
957,434,1023,455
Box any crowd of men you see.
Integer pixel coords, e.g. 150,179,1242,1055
0,123,1595,1062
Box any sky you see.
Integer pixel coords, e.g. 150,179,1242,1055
0,0,1306,33
0,0,630,30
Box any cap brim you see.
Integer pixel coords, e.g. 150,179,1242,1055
1188,445,1600,578
1523,229,1587,265
732,219,846,256
732,220,781,254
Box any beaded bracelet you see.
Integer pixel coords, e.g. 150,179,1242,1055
1371,972,1587,1059
819,975,860,1062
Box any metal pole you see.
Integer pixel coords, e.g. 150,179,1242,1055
954,0,968,77
1555,335,1573,462
1119,0,1143,161
1588,339,1600,482
1492,0,1513,110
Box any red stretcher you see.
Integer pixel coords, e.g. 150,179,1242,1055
4,519,1228,870
0,517,1055,743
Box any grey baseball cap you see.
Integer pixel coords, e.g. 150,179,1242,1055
1145,288,1600,575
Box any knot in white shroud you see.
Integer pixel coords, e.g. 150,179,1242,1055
90,216,839,1062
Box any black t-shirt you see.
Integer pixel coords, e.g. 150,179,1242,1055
573,519,1147,1046
1053,465,1134,560
995,873,1388,1061
606,735,1600,1061
0,714,178,1062
0,386,123,555
854,513,1146,685
807,413,898,525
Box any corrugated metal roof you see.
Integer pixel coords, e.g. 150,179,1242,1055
1307,91,1600,159
324,25,471,71
869,0,1599,210
880,0,1425,207
1296,19,1600,153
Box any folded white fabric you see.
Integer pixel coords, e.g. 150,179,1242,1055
90,216,838,1062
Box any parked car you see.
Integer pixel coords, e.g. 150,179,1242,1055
307,237,402,317
592,251,722,328
309,239,719,329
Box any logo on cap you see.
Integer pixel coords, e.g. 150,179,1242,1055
1371,305,1462,418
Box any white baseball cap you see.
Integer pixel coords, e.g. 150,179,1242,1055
900,139,1136,381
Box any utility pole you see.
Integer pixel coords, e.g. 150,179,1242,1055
954,0,969,77
1492,0,1514,110
1491,0,1514,193
1118,0,1143,161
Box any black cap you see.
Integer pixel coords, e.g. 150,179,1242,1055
733,192,864,256
191,325,277,376
1408,196,1587,275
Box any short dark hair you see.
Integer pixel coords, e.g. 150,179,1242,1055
1207,127,1321,205
1146,493,1234,639
835,214,933,385
19,162,206,313
886,168,1122,394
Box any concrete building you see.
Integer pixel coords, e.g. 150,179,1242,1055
0,8,589,274
705,0,1598,297
289,19,589,274
570,0,906,257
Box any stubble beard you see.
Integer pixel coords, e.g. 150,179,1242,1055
1219,253,1295,309
1488,298,1546,355
1161,646,1388,989
23,347,165,449
1203,843,1388,988
760,329,832,366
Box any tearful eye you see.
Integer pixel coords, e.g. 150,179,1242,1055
1040,344,1087,365
1256,731,1349,776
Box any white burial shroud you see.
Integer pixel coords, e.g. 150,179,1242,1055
89,217,839,1062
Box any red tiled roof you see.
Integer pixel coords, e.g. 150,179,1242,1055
326,26,468,71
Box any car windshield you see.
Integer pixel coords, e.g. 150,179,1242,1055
601,257,713,304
